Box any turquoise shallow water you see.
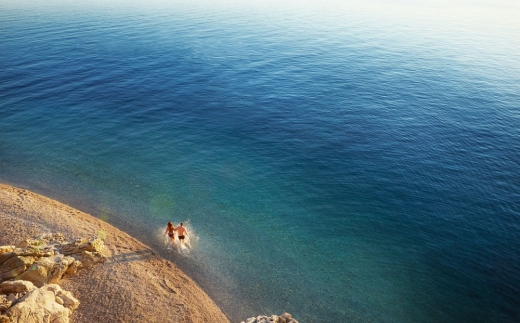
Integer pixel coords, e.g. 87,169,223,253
1,0,520,322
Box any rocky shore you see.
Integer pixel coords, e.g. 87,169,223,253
0,183,229,322
241,313,299,323
0,234,105,322
0,183,299,323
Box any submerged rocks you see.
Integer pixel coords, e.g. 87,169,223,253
0,233,105,322
241,312,299,323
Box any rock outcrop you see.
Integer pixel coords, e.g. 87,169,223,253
0,233,105,288
0,281,35,295
241,312,299,323
0,233,105,323
7,284,79,323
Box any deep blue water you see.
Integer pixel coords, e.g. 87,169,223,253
1,1,520,322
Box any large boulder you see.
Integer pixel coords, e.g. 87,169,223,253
73,250,105,268
0,256,35,281
6,284,79,323
0,280,36,295
14,257,53,288
48,256,75,284
54,289,79,311
0,253,14,268
14,255,74,288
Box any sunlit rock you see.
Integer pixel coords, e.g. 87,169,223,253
6,284,78,323
241,313,298,323
0,256,35,281
0,281,35,295
0,295,11,313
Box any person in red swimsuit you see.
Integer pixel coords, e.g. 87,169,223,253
163,222,176,247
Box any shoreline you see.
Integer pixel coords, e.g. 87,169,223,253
0,183,230,322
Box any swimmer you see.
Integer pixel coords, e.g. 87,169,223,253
175,222,188,247
163,222,175,248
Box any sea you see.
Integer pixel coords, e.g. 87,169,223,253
1,0,519,322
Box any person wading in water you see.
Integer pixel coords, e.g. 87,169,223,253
163,221,175,249
175,222,188,246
